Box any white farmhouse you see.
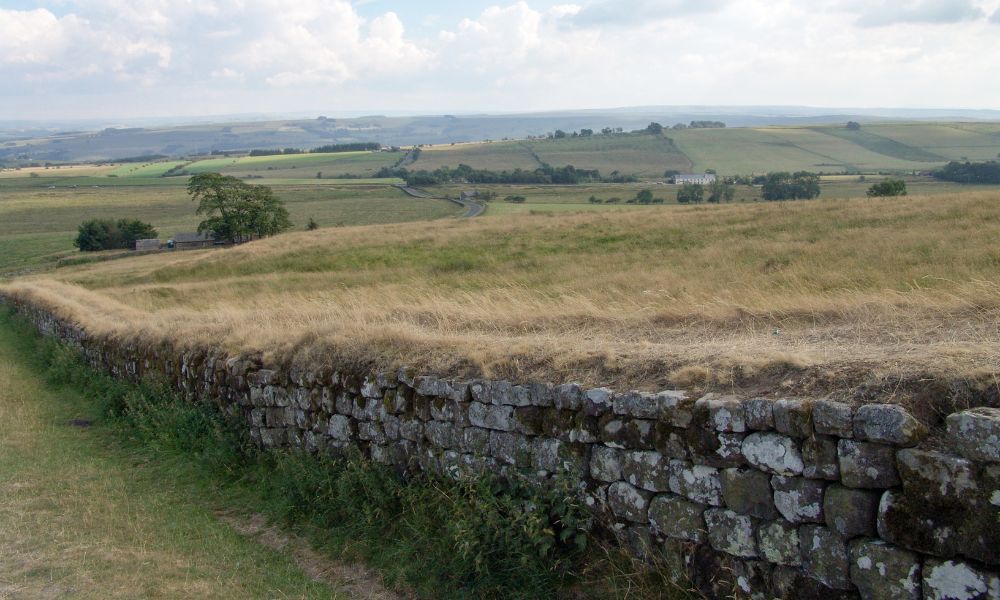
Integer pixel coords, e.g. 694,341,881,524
674,173,717,185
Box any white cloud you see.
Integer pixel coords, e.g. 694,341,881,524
852,0,985,26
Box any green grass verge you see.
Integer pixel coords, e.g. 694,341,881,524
0,308,696,600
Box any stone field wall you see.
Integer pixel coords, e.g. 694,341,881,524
3,294,999,600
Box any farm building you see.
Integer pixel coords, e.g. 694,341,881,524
674,173,717,185
134,238,160,252
170,232,215,249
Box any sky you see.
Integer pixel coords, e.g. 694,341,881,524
2,0,1000,120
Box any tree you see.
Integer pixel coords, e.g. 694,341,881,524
74,218,157,251
707,179,736,203
553,130,567,139
646,122,664,135
846,121,861,130
761,172,821,201
187,172,292,244
677,184,704,204
635,189,654,204
867,178,907,197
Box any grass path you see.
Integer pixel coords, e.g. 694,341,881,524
0,322,344,599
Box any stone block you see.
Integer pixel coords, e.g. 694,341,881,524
801,525,852,590
424,420,457,448
743,432,805,476
695,394,747,432
839,440,900,488
704,508,758,558
848,539,920,600
599,415,654,449
824,484,880,538
327,414,354,441
922,559,1000,600
774,399,814,438
399,419,423,442
531,438,563,473
654,422,689,459
946,408,1000,463
614,389,687,420
687,427,746,468
623,451,671,492
896,449,978,503
429,396,456,421
669,461,724,506
722,467,779,519
758,519,801,566
648,493,707,542
804,435,841,480
527,382,553,407
591,445,625,482
553,383,583,410
460,427,490,453
512,406,544,436
814,400,854,438
488,431,531,467
772,476,826,524
854,404,927,447
608,482,652,523
583,387,613,416
468,402,515,431
357,421,386,444
744,397,775,431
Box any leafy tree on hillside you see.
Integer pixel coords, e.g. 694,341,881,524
866,178,907,197
761,171,821,200
187,172,292,244
74,218,157,251
677,184,704,204
635,189,654,204
846,121,861,130
646,122,664,135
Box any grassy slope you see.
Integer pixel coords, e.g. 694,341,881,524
0,319,341,599
9,191,1000,398
413,141,542,171
527,135,692,176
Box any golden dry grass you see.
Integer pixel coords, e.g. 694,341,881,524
5,192,1000,403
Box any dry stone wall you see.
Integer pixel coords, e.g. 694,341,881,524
4,295,999,600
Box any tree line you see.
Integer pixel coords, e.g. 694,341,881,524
933,161,1000,184
376,163,638,186
248,142,383,157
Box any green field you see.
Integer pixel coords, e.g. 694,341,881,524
528,134,691,176
182,151,403,179
414,141,541,171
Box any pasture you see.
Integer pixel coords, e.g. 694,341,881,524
8,191,1000,399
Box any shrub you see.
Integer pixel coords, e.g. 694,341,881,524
74,218,158,251
867,178,907,197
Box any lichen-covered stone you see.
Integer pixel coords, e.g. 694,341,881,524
757,519,801,566
695,394,747,433
853,404,927,447
804,435,841,480
583,387,614,416
838,440,900,488
425,420,457,448
704,508,758,557
824,484,879,538
687,427,746,468
468,402,515,431
669,461,724,506
922,559,1000,600
530,437,563,472
591,445,625,482
946,408,1000,464
772,476,826,524
599,415,654,450
774,399,814,438
488,431,531,467
459,426,490,453
722,467,779,519
654,422,689,459
614,389,687,420
553,383,583,411
814,400,854,438
848,539,920,600
608,482,652,523
527,382,553,407
896,449,978,501
743,432,805,476
801,525,852,590
327,414,354,441
623,451,671,492
648,493,706,542
743,397,775,431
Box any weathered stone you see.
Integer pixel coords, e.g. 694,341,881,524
488,431,531,467
382,388,409,414
772,476,826,524
743,397,775,431
774,399,814,438
259,427,287,447
669,461,724,506
722,467,779,519
757,519,801,566
848,539,920,600
687,426,746,468
814,400,854,438
512,406,543,436
553,383,583,410
772,568,863,600
695,394,747,433
607,482,652,523
743,432,805,476
876,490,961,559
648,493,706,542
801,525,852,590
327,414,354,441
704,508,758,558
460,427,490,453
527,382,554,407
922,559,1000,600
896,449,978,502
398,419,423,442
358,421,386,444
620,525,655,562
468,402,515,431
382,414,401,440
470,380,528,407
622,451,671,492
425,420,457,448
804,435,841,480
530,437,563,472
361,374,384,399
590,445,625,482
583,387,613,416
854,404,927,447
839,440,900,488
614,389,687,420
947,408,1000,463
599,415,654,449
824,484,880,538
429,396,456,422
654,422,689,459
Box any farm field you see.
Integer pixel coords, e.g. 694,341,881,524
413,141,542,171
7,190,1000,402
527,134,692,176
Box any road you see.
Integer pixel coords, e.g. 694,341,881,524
393,185,485,218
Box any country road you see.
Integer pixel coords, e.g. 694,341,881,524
393,185,485,218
